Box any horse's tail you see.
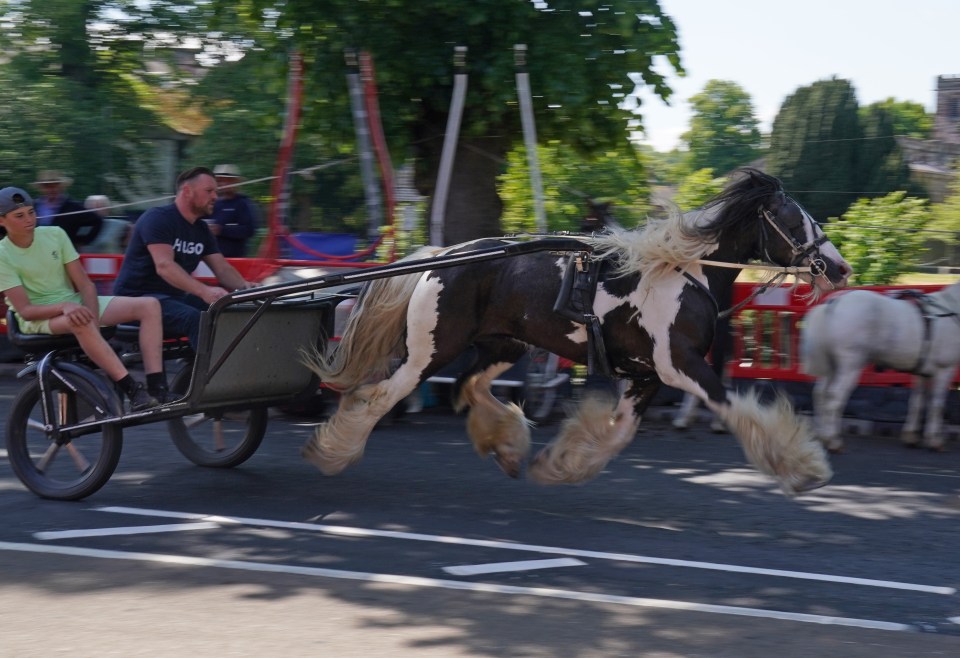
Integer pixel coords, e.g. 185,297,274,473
799,302,833,378
305,270,422,392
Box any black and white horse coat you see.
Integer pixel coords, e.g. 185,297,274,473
305,169,852,496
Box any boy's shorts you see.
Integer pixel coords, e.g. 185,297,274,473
17,296,116,335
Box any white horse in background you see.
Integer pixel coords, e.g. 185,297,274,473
800,281,960,452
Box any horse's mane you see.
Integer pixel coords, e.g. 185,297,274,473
588,168,785,279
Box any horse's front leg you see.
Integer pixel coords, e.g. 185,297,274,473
812,363,862,453
528,375,659,485
662,350,831,495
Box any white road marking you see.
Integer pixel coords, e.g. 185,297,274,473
0,541,914,633
95,506,956,596
443,557,585,576
34,522,220,541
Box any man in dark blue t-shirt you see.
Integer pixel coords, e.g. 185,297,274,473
114,167,255,371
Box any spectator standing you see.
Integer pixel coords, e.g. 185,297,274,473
32,170,102,248
209,164,259,257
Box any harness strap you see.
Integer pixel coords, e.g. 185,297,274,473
552,253,611,377
675,267,719,315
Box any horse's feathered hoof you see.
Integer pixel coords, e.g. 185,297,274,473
783,474,831,497
493,451,523,479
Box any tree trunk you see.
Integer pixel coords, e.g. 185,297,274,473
415,119,509,246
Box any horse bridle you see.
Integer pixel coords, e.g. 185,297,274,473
758,200,831,282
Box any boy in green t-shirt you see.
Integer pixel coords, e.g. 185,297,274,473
0,186,164,411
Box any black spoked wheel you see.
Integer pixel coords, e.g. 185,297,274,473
166,366,268,468
6,377,123,501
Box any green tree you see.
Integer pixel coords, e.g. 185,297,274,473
681,80,760,175
0,0,199,201
187,0,683,244
828,192,930,284
672,168,725,211
857,103,924,198
498,141,648,234
768,78,862,221
867,98,933,139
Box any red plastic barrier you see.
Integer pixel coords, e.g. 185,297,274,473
728,282,960,386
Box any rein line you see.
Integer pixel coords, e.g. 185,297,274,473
691,259,809,320
693,258,811,275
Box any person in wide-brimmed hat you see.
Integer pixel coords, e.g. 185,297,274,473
31,170,102,248
209,164,259,257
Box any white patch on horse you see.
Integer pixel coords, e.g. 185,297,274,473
407,273,444,374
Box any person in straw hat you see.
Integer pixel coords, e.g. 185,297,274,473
209,164,259,257
32,170,102,248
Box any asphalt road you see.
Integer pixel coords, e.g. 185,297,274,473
1,369,959,658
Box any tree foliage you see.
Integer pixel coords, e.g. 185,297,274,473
671,168,725,211
865,98,933,139
767,78,862,221
768,78,928,223
827,192,931,284
681,80,760,175
498,141,649,234
186,0,683,243
0,0,202,203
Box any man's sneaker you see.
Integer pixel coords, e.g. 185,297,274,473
148,386,177,405
128,383,160,412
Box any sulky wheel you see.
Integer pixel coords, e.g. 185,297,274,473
5,376,123,501
166,365,268,468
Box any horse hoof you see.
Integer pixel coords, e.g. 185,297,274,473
788,475,831,496
492,451,523,479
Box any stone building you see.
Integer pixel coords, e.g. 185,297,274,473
898,74,960,203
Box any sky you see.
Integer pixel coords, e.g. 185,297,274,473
635,0,959,151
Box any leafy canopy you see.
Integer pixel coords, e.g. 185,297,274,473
681,80,760,175
827,192,931,285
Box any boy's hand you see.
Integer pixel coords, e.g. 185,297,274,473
61,302,96,326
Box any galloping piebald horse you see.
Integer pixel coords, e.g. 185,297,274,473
305,169,852,496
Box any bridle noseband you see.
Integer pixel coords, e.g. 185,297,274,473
758,204,831,282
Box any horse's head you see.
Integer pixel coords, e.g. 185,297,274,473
757,191,851,295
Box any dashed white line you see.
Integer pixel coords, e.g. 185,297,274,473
443,557,585,576
0,541,915,633
34,522,220,541
94,506,957,596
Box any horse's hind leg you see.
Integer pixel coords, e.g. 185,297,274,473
302,362,425,475
455,339,532,478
